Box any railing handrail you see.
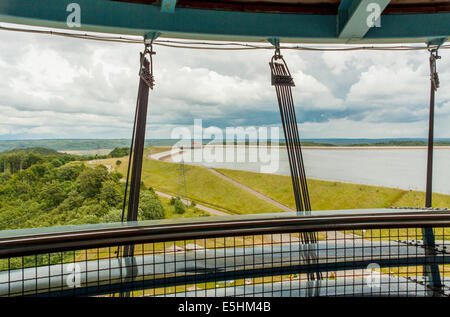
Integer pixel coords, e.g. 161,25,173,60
1,210,450,258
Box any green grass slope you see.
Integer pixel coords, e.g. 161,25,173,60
93,150,284,214
216,168,450,210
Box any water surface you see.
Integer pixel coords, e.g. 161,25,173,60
171,147,450,194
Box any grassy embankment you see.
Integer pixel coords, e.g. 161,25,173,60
92,148,284,214
216,168,450,239
216,168,450,210
92,147,450,239
93,147,450,214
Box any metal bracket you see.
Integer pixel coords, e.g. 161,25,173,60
144,32,161,45
427,37,446,49
268,38,280,50
140,32,160,89
268,38,295,87
429,49,441,91
161,0,177,13
268,38,281,56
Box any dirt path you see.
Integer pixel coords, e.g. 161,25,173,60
154,190,230,217
96,149,359,241
148,149,294,212
207,168,295,212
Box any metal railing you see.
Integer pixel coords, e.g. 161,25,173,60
0,208,449,297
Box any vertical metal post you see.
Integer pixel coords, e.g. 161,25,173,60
425,53,437,208
269,43,321,293
422,48,442,297
120,39,157,296
126,55,150,225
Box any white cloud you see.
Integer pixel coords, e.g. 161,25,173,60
346,63,429,107
291,70,345,110
300,118,429,139
0,24,449,140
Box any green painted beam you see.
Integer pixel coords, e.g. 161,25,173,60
338,0,391,39
0,0,449,44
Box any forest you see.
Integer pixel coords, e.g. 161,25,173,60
0,147,165,230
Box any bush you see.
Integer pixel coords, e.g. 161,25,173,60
138,191,164,220
109,172,123,182
99,180,122,207
77,201,110,218
69,214,100,225
169,197,176,205
56,164,83,182
78,166,108,198
39,183,66,209
174,198,186,215
109,147,129,158
100,208,123,223
58,191,84,211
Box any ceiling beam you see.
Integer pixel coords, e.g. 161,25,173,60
0,0,449,44
338,0,391,40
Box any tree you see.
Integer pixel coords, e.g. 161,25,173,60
29,163,51,178
23,153,43,169
109,147,129,158
0,148,128,230
50,158,63,168
100,208,123,223
78,166,108,198
138,191,164,220
39,183,66,209
99,180,122,207
56,164,83,182
58,191,84,211
0,173,11,183
69,214,100,225
174,198,186,215
77,201,110,218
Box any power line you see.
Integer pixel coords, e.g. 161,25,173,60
1,24,448,52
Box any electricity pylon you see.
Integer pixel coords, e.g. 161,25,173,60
177,146,189,204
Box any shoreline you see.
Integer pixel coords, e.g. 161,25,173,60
167,144,450,150
149,148,450,196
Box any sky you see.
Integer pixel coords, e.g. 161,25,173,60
0,24,450,140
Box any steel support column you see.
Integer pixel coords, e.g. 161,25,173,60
120,42,156,297
422,47,443,297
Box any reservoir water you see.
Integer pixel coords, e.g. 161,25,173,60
170,147,450,195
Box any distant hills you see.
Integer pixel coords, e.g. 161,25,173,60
2,147,62,156
0,139,145,153
0,138,449,154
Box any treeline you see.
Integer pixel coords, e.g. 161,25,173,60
0,147,131,176
0,139,161,153
0,148,164,230
351,140,450,147
108,147,130,158
0,148,84,174
212,141,336,146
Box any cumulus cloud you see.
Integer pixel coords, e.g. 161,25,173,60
0,24,449,140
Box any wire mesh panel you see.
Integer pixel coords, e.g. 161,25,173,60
1,222,449,297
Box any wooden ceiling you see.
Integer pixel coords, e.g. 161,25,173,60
112,0,450,14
